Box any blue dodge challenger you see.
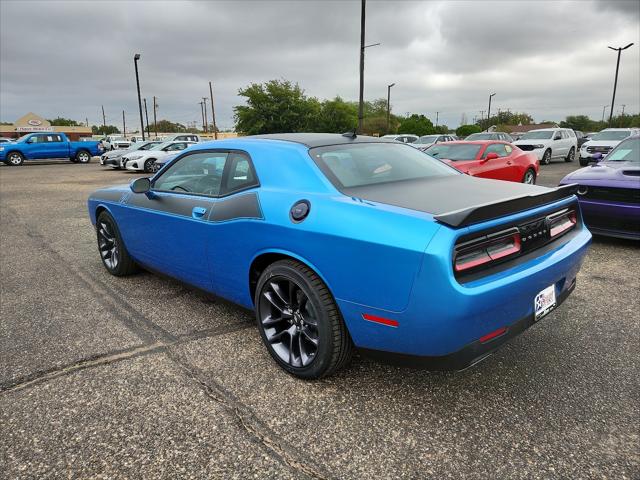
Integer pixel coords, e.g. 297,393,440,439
88,133,591,378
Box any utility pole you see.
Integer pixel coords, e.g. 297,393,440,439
602,105,608,123
209,81,218,139
101,105,106,131
620,104,626,116
85,117,89,127
122,110,126,139
486,93,496,131
607,43,634,126
202,97,209,133
358,0,366,133
198,101,205,132
143,98,150,136
134,54,145,140
386,83,395,133
435,111,439,128
153,96,158,138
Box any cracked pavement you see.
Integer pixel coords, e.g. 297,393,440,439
1,159,638,479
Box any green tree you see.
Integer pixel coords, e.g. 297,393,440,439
456,124,482,137
47,117,84,126
433,125,449,134
479,111,533,130
91,125,120,135
234,79,319,134
313,96,358,133
397,114,435,137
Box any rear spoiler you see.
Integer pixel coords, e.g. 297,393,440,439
434,184,578,228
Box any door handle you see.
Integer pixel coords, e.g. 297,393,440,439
192,206,207,219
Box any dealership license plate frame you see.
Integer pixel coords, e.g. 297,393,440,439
534,284,557,321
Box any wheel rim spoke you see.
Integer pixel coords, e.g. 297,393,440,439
258,276,319,368
98,221,118,269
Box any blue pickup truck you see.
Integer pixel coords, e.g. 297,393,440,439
0,132,104,166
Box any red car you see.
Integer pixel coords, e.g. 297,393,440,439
424,140,539,184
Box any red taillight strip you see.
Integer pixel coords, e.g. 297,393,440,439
479,327,507,343
362,313,399,328
549,211,577,237
454,231,521,272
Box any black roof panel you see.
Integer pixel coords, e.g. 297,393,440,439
248,133,395,148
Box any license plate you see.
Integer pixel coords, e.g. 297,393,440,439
534,285,557,321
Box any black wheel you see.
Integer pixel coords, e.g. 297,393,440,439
96,211,138,276
255,259,353,379
522,168,536,184
565,147,575,162
541,149,551,165
579,157,588,167
143,158,154,173
5,151,24,166
76,150,91,163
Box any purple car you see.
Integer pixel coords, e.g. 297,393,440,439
560,135,639,240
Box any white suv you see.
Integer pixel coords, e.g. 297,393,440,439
578,128,640,166
513,128,578,165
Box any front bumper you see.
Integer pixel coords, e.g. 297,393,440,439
578,198,640,240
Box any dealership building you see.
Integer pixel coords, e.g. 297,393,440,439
0,113,92,141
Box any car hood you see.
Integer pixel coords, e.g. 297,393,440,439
561,162,640,184
341,174,567,227
581,140,622,148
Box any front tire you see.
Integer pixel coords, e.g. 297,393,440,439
255,259,353,379
76,150,91,163
522,168,536,184
579,157,589,166
143,158,155,173
96,211,138,276
565,147,575,162
541,149,552,165
5,152,24,166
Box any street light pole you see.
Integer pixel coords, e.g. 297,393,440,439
202,97,209,133
602,105,609,123
486,93,496,131
134,54,145,141
435,111,439,128
198,101,205,131
386,82,395,133
209,81,218,140
153,96,158,138
607,43,634,126
143,98,150,136
357,0,380,134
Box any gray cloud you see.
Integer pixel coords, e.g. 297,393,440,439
1,0,638,130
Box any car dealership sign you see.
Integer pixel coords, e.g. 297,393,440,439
16,126,54,132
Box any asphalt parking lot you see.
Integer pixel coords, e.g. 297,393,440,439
1,159,638,479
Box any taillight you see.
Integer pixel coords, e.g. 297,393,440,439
454,228,521,272
547,209,577,238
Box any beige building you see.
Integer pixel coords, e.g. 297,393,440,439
0,112,92,141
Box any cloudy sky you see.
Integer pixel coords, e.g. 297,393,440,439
1,0,639,131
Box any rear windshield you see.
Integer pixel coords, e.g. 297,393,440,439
309,143,457,188
465,133,494,140
425,143,483,161
414,135,440,144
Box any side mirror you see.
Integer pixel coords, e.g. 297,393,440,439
484,152,499,161
130,177,151,194
554,135,561,140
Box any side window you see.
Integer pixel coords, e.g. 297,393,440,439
166,142,186,151
154,152,229,197
221,153,259,195
54,134,63,142
484,143,508,158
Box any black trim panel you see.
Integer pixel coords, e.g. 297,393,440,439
90,189,127,203
360,279,575,371
209,192,263,222
126,192,212,218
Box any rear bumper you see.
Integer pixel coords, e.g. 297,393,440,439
361,279,575,370
579,198,640,239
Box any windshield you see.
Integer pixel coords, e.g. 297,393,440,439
414,135,440,144
590,130,632,141
465,133,494,140
520,131,554,140
138,141,162,151
425,143,483,161
150,141,173,151
605,138,639,162
16,134,31,142
309,143,457,188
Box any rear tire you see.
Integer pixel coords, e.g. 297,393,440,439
565,147,575,162
541,149,551,165
255,259,353,379
5,152,24,166
522,168,536,184
579,157,589,167
76,150,91,163
96,211,138,276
